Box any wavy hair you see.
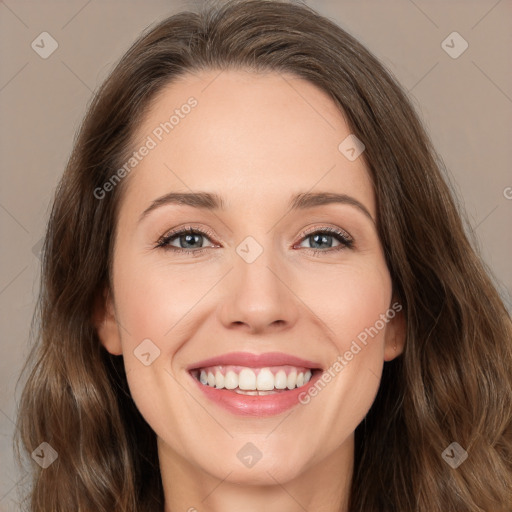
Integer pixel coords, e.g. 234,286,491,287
15,0,512,510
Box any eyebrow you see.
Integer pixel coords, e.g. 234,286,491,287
138,191,374,223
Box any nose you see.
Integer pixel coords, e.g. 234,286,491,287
217,245,300,335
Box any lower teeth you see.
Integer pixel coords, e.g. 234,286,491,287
233,389,282,395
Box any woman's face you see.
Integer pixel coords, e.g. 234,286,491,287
97,69,404,486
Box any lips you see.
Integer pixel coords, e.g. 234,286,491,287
187,351,323,416
187,351,323,371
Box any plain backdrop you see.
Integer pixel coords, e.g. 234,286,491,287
1,0,511,509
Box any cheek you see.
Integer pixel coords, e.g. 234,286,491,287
113,256,212,346
111,257,221,412
296,261,392,352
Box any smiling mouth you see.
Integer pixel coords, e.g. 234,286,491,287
190,365,322,395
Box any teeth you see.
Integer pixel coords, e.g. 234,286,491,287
195,365,314,391
238,368,257,390
256,368,275,390
214,370,224,389
224,370,238,390
287,370,297,390
274,370,287,389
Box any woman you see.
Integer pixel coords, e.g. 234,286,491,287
15,0,512,511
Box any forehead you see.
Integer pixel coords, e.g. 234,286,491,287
121,69,375,218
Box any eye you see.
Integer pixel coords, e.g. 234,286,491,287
296,227,354,254
155,225,354,256
155,226,217,255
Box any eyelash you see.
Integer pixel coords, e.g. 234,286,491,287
154,224,354,257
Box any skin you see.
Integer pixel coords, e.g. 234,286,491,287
95,69,406,512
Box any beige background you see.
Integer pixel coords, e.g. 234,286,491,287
1,0,511,509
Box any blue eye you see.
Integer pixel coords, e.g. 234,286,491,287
297,227,354,253
155,225,354,256
156,227,216,255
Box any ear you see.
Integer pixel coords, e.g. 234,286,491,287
92,287,123,355
383,301,406,362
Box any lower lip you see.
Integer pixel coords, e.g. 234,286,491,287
189,371,321,416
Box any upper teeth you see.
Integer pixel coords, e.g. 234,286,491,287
196,365,313,391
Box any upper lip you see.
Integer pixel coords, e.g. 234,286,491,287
187,351,323,371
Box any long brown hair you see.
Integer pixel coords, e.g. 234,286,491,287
15,1,512,510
